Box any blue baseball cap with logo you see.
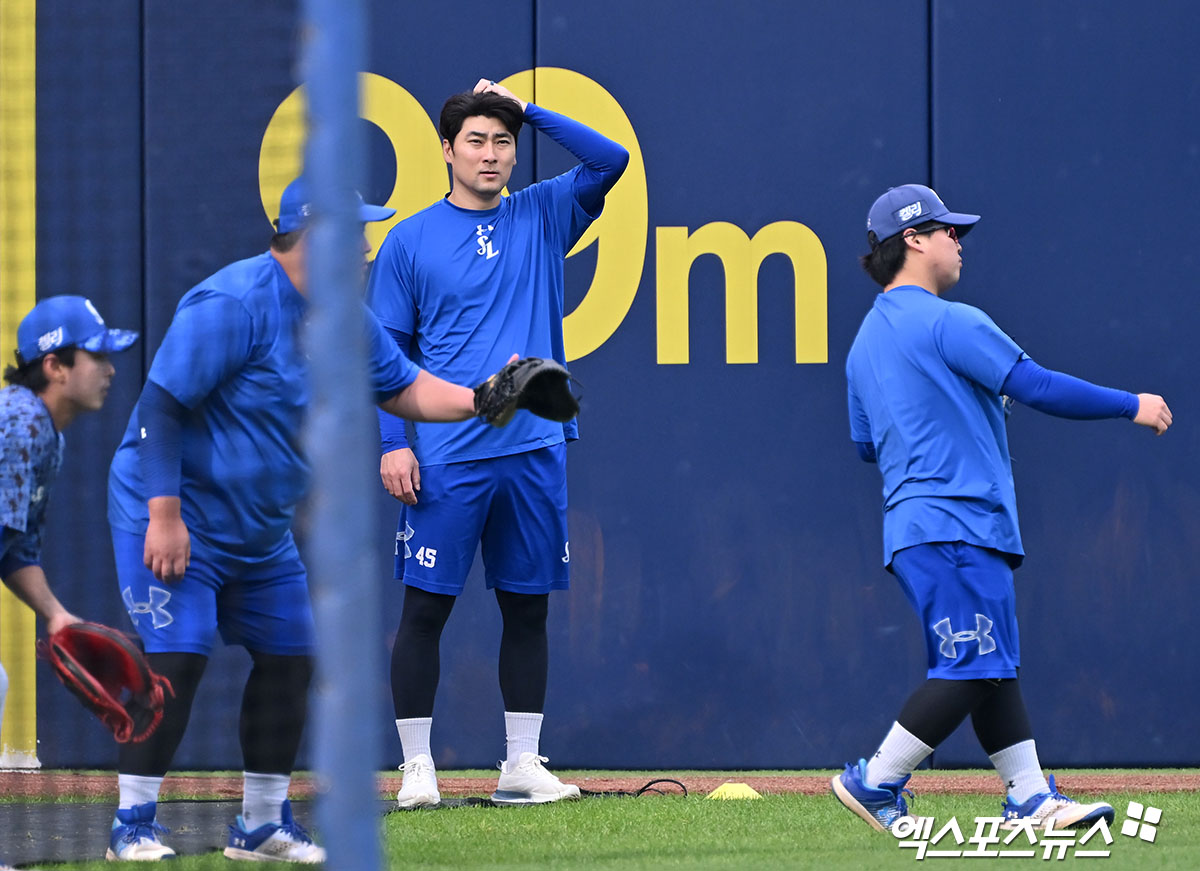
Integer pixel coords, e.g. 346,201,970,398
866,184,980,246
275,176,397,233
16,295,139,365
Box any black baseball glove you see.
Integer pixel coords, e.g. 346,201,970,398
37,622,175,743
474,357,580,428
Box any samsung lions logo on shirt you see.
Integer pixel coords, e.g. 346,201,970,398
896,201,924,223
476,224,500,260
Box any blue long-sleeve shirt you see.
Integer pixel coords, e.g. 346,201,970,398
372,102,629,462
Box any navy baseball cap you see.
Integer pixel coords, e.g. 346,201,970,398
16,295,139,365
275,176,396,233
866,184,980,246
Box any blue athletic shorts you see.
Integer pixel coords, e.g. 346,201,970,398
890,541,1019,680
393,444,569,596
111,528,315,656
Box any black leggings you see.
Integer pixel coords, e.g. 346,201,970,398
897,677,1034,755
119,650,312,777
391,586,549,718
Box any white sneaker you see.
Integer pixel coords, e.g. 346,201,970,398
396,753,441,809
491,753,581,805
223,800,325,863
106,802,176,861
999,774,1115,830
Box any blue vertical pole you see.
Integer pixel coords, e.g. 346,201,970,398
300,0,382,869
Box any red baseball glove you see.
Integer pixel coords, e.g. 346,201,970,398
36,622,174,743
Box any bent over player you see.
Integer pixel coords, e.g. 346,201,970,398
104,178,515,863
831,184,1172,833
1,296,136,747
368,79,628,807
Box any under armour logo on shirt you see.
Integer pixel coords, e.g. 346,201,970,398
932,613,997,659
476,224,499,260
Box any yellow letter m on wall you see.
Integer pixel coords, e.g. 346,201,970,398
655,221,827,365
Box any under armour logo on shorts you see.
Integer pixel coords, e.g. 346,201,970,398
932,613,996,659
395,521,415,558
122,585,175,630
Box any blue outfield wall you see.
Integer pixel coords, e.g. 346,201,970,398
32,0,1198,769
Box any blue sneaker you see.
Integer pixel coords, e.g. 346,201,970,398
1000,774,1115,830
224,799,326,864
106,801,176,861
831,759,923,832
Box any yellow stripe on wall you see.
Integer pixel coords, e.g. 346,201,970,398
0,0,41,767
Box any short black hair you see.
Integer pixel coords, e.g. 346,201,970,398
439,91,523,148
859,221,945,287
3,345,78,392
270,228,305,253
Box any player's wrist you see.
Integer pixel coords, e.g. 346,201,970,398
147,495,183,521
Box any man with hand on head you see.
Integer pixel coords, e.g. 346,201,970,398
368,78,628,808
104,177,521,863
831,183,1171,834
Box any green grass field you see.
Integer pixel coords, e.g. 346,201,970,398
16,771,1198,870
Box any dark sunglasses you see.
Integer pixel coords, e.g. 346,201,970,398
905,225,958,242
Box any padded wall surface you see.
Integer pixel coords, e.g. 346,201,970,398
30,0,1197,768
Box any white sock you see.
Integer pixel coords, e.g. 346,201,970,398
0,662,8,729
864,722,934,788
242,772,290,828
118,774,164,810
504,711,543,764
990,739,1049,805
396,717,433,763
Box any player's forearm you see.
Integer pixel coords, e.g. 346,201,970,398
378,405,410,452
137,380,185,497
1001,358,1138,420
855,440,878,463
380,370,476,423
2,564,71,624
376,325,413,451
524,103,630,179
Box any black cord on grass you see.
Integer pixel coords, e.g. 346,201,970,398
579,778,687,798
387,778,689,812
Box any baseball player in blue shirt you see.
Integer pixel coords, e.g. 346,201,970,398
831,184,1172,833
1,295,137,752
368,79,628,808
104,178,510,863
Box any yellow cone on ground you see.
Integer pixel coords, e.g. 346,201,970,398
706,782,762,800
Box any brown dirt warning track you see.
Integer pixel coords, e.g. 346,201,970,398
2,769,1197,800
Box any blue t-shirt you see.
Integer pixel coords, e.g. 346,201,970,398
366,166,595,465
846,285,1026,568
0,386,64,577
108,251,420,559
